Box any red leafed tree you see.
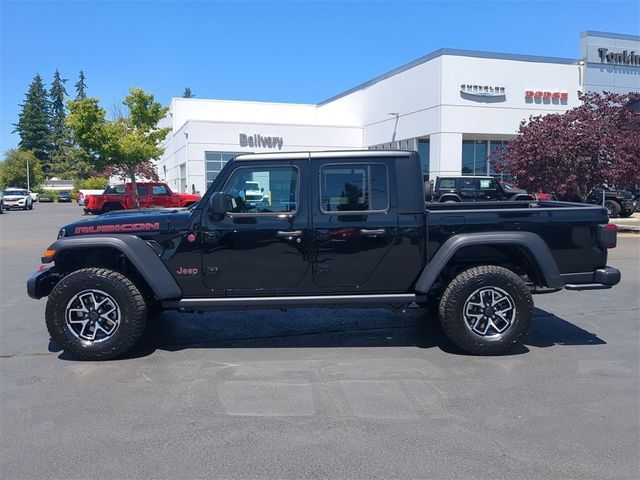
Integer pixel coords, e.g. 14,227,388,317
492,91,640,199
104,163,159,183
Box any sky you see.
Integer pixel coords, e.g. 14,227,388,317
1,0,639,152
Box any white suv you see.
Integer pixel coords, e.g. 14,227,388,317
3,188,34,210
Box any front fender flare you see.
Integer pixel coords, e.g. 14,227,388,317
43,234,182,300
415,231,563,293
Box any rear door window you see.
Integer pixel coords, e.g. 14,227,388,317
461,178,478,190
320,164,388,213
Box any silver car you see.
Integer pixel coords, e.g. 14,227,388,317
3,188,34,210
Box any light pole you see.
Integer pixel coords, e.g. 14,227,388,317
26,157,30,191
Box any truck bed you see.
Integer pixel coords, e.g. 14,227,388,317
425,200,609,275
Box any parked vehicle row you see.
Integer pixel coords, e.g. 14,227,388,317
425,176,637,218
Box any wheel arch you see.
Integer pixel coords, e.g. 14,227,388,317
43,235,182,300
438,194,461,203
415,232,563,293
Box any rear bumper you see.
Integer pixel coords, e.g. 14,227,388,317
27,265,62,299
562,266,621,291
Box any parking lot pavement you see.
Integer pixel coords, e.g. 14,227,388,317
1,203,639,480
612,212,640,233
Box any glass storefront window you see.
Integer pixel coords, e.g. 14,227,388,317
205,151,245,189
475,141,488,175
418,139,430,180
462,139,509,176
462,140,475,174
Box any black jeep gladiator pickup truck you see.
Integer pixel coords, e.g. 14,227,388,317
27,151,621,360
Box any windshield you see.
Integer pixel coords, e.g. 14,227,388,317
5,190,28,196
502,183,515,190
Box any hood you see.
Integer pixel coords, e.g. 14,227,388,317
60,207,194,238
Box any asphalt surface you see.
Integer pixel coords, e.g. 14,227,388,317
1,203,638,480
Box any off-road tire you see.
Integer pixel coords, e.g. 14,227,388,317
619,209,634,218
45,268,147,360
605,200,621,218
438,265,534,355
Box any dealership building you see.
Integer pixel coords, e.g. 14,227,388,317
158,31,640,194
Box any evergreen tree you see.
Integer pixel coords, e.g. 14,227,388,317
13,74,51,171
182,87,194,98
49,69,68,155
75,70,87,99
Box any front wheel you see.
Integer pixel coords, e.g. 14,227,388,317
619,209,634,218
438,265,534,355
604,200,621,218
45,268,147,360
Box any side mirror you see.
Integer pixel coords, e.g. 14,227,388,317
261,188,264,193
209,192,227,218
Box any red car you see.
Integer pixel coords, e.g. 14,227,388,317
84,182,200,214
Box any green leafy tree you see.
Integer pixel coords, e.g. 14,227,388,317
13,74,51,171
49,69,69,158
66,87,171,207
75,70,87,99
0,149,44,189
182,87,194,98
50,141,93,179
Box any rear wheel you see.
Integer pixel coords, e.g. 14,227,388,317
438,265,533,355
45,268,147,360
619,209,634,218
604,200,621,218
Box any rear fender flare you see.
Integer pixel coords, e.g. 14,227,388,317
44,234,182,300
415,231,563,292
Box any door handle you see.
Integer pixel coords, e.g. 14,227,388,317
276,230,303,239
359,228,386,237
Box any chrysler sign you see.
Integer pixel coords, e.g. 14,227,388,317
460,84,506,98
239,133,284,149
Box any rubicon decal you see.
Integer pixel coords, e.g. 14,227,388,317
74,222,161,234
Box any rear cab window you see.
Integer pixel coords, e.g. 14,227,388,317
152,185,170,195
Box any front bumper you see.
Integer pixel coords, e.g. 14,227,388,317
561,266,621,291
27,265,62,299
620,200,635,211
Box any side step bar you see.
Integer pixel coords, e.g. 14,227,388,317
163,293,425,311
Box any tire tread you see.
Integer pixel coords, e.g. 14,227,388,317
45,268,146,360
438,265,534,355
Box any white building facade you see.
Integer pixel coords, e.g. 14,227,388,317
158,31,639,195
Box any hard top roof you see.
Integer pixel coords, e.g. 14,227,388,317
233,150,415,162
